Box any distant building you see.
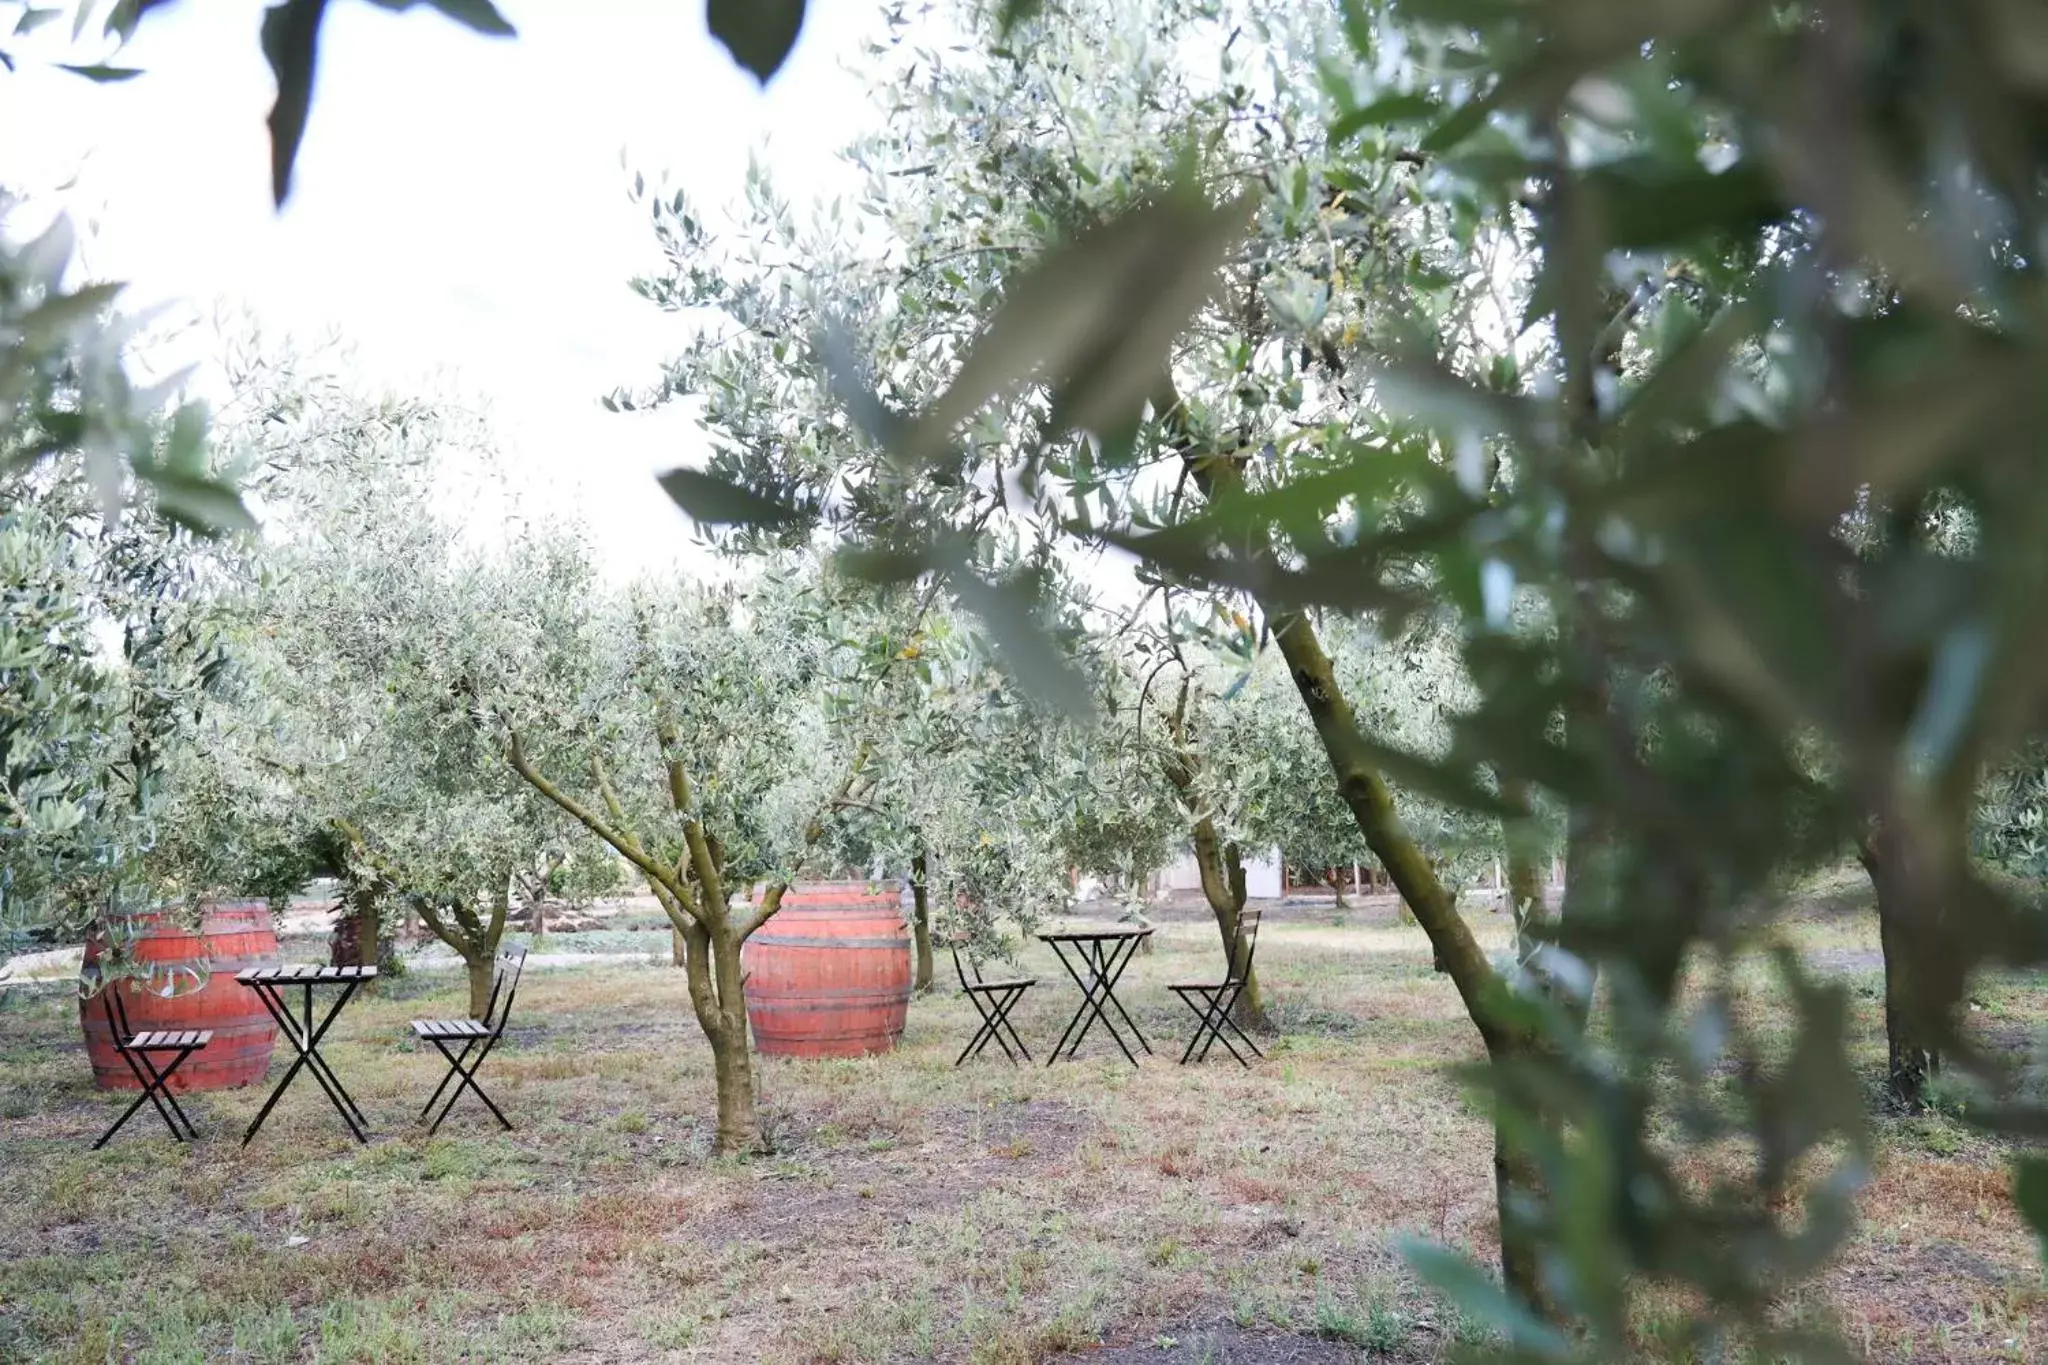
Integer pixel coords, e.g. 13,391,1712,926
1155,847,1284,900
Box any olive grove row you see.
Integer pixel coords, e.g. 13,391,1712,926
9,0,2048,1354
0,325,1504,1152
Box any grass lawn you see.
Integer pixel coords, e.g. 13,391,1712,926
0,888,2040,1363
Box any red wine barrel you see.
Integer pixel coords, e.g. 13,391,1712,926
79,902,282,1091
743,883,911,1059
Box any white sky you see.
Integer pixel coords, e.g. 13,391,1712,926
0,0,892,576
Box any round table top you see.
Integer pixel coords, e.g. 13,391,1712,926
1035,925,1155,943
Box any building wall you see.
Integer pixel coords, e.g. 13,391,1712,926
1158,848,1282,898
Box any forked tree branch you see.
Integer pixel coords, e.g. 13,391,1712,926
654,711,730,918
506,732,707,928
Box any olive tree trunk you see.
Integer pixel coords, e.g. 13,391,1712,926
357,884,383,970
1273,606,1551,1314
329,874,387,978
1858,834,1941,1109
1558,806,1607,1027
413,893,509,1021
1190,816,1266,1027
910,850,935,995
410,910,505,1021
438,879,513,1022
1159,678,1266,1026
337,825,508,1022
710,1013,759,1150
676,909,767,1152
465,954,495,1019
1171,416,1551,1319
515,853,560,942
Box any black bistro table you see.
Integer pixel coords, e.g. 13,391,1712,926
236,964,377,1145
1036,925,1154,1066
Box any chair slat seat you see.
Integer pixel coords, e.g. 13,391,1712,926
127,1028,214,1051
963,974,1035,993
410,1018,491,1039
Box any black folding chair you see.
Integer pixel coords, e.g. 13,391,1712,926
1170,907,1265,1066
953,940,1036,1066
90,980,212,1149
410,945,525,1133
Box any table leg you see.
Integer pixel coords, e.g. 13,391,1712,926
1043,943,1084,1063
1047,940,1140,1066
1058,942,1114,1062
1069,939,1143,1064
242,985,310,1144
1092,936,1152,1055
297,981,369,1127
293,981,369,1140
241,982,368,1144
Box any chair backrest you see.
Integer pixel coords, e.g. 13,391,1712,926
99,978,136,1046
950,939,983,990
1227,907,1263,984
483,944,528,1035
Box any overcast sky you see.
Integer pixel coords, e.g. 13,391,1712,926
0,0,890,574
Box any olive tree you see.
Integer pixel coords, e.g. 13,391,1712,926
0,485,140,943
500,556,876,1154
1055,668,1182,925
234,365,567,1016
0,454,253,968
872,686,1089,979
0,185,252,958
835,564,1200,987
1101,633,1281,1016
514,840,626,940
0,484,160,945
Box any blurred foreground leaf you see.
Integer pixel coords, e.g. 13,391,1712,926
2014,1155,2048,1262
657,467,808,530
707,0,805,84
262,0,515,206
903,188,1256,461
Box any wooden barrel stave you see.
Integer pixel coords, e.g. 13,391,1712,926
743,883,912,1059
79,901,283,1091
